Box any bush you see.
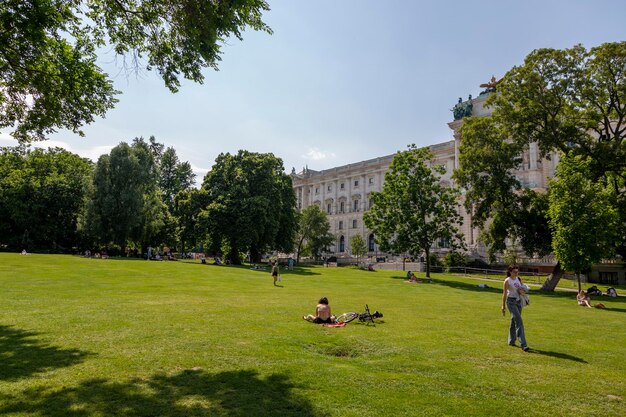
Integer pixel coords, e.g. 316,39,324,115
442,251,468,268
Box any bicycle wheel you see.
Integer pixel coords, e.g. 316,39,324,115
335,312,358,324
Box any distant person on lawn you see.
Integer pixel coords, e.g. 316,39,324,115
577,290,605,309
271,261,280,286
303,297,336,324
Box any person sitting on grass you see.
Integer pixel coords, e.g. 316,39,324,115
303,297,336,324
577,290,605,309
586,285,602,297
406,272,419,283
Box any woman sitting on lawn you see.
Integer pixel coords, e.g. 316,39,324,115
577,291,605,309
406,272,419,283
303,297,336,324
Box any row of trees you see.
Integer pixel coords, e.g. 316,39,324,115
0,143,305,265
0,137,195,253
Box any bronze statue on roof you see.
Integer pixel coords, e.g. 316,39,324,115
479,75,500,95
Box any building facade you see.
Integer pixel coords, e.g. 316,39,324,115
291,91,558,262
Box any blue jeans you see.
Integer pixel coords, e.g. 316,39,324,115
507,297,527,348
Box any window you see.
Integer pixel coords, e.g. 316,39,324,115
315,187,319,195
352,219,357,229
598,271,618,285
340,201,345,213
327,185,332,192
327,203,331,214
340,183,345,190
339,221,343,230
369,177,374,185
354,180,359,187
368,234,375,251
339,236,345,252
438,238,450,248
369,198,373,209
353,200,359,212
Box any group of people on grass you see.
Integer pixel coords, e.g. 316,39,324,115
576,285,617,309
295,261,619,355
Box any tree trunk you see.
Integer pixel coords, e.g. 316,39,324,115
296,237,305,264
425,248,431,278
540,261,563,291
227,245,242,265
249,246,261,264
576,272,581,293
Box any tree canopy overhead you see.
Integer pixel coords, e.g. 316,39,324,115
0,0,272,142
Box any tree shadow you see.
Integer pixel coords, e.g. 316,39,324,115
0,325,93,381
427,277,503,295
528,348,587,363
246,266,321,276
0,369,326,417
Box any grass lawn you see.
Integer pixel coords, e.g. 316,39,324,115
0,253,624,417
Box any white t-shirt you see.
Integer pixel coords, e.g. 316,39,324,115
506,277,522,299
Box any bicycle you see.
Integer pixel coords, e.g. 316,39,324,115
335,304,383,324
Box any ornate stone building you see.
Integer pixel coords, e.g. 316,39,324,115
291,90,559,261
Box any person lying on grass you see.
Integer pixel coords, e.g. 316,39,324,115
303,297,336,324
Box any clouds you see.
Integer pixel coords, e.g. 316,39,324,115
0,134,113,162
301,147,337,161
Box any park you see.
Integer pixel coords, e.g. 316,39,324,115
2,2,626,416
1,253,624,416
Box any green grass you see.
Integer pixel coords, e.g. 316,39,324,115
0,254,624,417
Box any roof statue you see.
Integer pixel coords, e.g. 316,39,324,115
451,94,473,121
479,75,499,95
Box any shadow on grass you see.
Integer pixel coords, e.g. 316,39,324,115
418,277,626,307
0,325,93,381
528,349,587,363
603,307,626,313
179,261,322,276
0,369,325,417
246,266,321,276
425,277,503,295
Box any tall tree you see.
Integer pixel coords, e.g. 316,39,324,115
0,0,272,142
159,146,195,214
455,42,626,290
0,147,92,251
548,155,619,292
294,205,334,263
350,235,367,266
175,188,206,254
198,150,296,264
453,117,553,262
86,140,157,252
364,145,464,278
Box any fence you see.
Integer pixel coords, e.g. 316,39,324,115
442,266,551,285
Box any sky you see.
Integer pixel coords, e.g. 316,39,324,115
2,0,626,180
